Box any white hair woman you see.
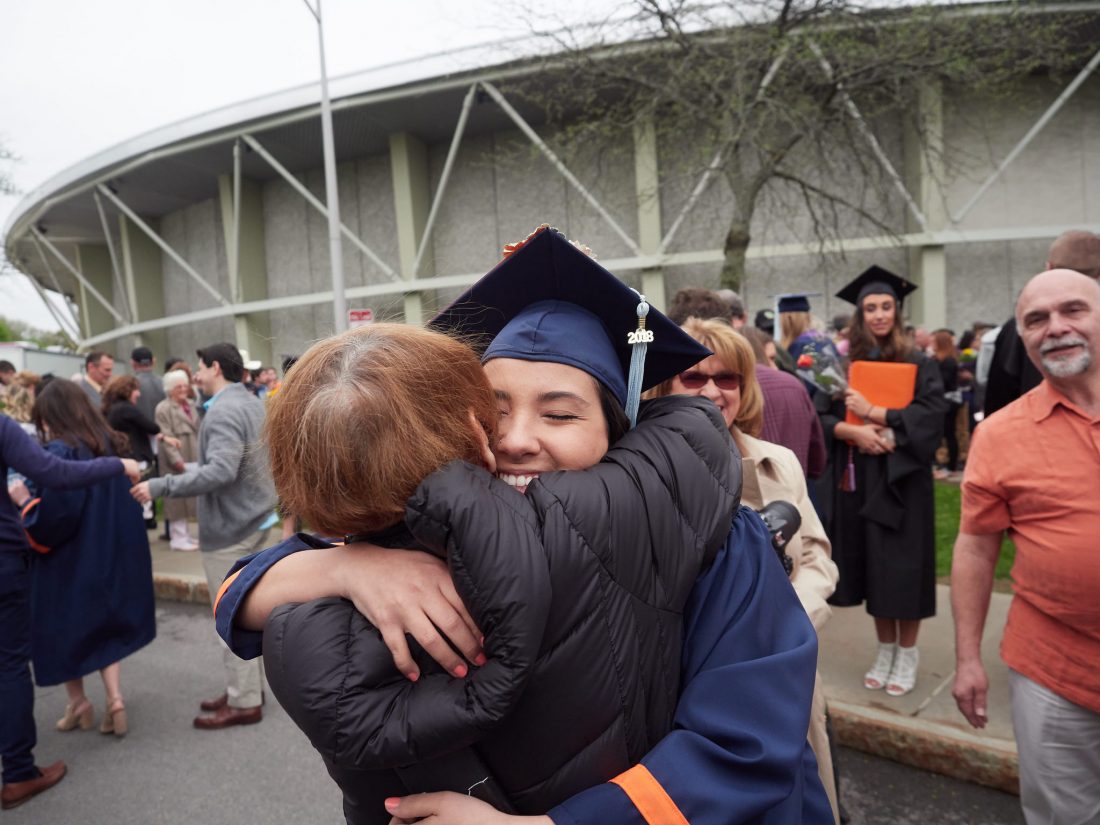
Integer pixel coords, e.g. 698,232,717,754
154,369,199,551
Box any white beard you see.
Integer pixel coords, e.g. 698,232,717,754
1039,335,1092,378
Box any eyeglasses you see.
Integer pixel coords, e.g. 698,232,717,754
678,371,742,390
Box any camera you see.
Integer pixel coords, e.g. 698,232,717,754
757,500,801,577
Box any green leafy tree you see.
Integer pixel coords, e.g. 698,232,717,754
504,1,1097,290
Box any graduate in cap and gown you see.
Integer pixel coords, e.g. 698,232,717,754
778,294,840,367
213,226,831,825
818,266,946,698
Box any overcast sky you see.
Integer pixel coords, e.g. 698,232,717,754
0,0,617,332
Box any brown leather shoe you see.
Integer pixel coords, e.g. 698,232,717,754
199,693,228,712
1,761,67,810
199,692,264,712
193,704,262,730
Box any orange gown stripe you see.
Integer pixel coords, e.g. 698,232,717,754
213,568,243,618
610,764,690,825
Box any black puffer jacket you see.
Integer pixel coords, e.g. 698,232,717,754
263,396,741,823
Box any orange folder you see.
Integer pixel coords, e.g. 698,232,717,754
845,361,918,426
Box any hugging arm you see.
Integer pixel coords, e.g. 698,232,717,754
215,396,738,671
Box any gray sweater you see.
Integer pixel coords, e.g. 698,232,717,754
148,382,275,551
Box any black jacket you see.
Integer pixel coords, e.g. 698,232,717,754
984,318,1042,417
262,396,741,823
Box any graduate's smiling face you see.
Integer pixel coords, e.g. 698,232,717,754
483,358,609,494
860,294,897,340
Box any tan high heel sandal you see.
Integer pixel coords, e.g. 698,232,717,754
100,697,128,737
56,699,95,732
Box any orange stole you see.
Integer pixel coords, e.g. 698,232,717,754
845,361,918,426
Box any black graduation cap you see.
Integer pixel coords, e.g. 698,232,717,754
777,294,811,313
429,226,711,422
835,265,918,307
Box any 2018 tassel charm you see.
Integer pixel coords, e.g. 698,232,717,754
624,292,653,428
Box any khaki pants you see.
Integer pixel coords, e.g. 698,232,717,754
808,671,839,825
200,529,272,709
1009,669,1100,825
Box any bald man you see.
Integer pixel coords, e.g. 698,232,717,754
984,230,1100,416
952,269,1100,825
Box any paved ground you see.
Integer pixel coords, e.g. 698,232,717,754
7,601,343,825
839,747,1024,825
10,599,1029,824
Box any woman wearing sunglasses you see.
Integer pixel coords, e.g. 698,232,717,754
649,317,840,822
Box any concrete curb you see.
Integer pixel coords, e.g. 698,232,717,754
831,700,1019,795
154,573,209,606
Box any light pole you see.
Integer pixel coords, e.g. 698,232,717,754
302,0,347,332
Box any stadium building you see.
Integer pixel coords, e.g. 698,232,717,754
4,5,1100,366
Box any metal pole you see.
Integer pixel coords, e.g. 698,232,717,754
31,228,127,324
412,83,478,278
809,41,929,232
952,45,1100,224
96,184,231,307
23,269,81,344
480,81,643,256
231,140,243,303
310,0,347,332
242,134,399,279
92,191,134,323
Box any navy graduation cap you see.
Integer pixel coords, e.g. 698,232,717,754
429,225,711,427
776,294,812,313
836,265,917,307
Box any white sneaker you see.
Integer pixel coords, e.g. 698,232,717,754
171,541,199,552
863,643,897,690
885,646,920,696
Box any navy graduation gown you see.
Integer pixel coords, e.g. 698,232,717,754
21,441,156,685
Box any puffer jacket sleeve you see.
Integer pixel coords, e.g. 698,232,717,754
530,395,741,606
262,463,552,770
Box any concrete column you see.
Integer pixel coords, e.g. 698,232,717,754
73,244,117,347
634,117,666,312
905,79,947,329
218,174,273,367
118,215,167,358
389,132,434,325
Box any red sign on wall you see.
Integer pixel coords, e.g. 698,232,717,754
348,308,374,329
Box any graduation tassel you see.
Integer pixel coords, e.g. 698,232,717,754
840,444,857,492
624,292,652,428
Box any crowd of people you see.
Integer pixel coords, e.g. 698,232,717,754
1,225,1097,825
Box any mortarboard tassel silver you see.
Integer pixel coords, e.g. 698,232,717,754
625,292,653,428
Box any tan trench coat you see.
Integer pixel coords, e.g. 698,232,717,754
155,398,199,522
740,431,840,824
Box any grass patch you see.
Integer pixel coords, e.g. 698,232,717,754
934,481,1015,580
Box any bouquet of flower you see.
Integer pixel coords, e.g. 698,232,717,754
958,347,977,367
796,345,848,399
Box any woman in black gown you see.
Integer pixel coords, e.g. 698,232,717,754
818,267,945,698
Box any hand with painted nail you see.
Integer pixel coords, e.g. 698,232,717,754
385,792,552,825
338,542,486,681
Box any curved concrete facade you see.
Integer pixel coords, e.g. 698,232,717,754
5,26,1100,367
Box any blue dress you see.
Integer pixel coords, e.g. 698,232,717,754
21,441,156,686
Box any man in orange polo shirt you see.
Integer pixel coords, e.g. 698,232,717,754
951,268,1100,825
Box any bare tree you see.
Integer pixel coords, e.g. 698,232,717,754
502,1,1097,290
0,138,17,197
